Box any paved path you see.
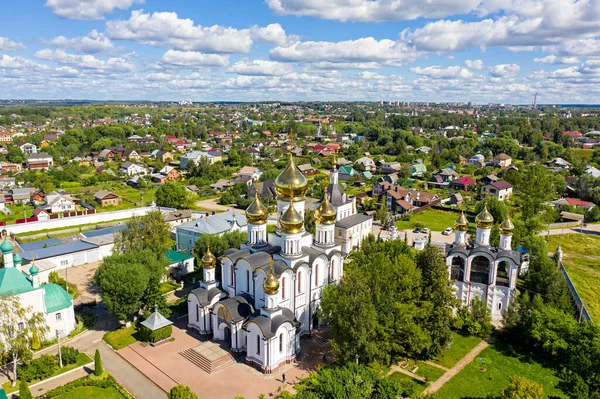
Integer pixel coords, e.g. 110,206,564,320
386,365,426,382
28,366,92,398
423,360,449,371
423,340,490,394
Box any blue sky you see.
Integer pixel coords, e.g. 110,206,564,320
0,0,599,103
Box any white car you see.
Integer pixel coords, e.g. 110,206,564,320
442,227,453,235
422,228,430,234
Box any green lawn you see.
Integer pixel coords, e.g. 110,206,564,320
414,361,446,383
548,234,600,321
395,209,469,232
0,204,35,224
52,386,127,399
103,325,139,350
386,371,427,395
159,281,179,293
434,343,566,399
432,333,483,369
2,353,92,393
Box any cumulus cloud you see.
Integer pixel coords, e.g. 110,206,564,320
0,37,25,51
34,49,135,72
45,0,143,20
270,37,420,67
266,0,481,22
411,65,475,79
44,30,114,54
161,50,229,68
106,10,289,53
228,59,294,76
534,55,580,65
0,55,48,70
465,59,484,69
490,63,520,77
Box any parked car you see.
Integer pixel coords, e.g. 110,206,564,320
442,227,453,235
413,227,421,233
422,228,430,234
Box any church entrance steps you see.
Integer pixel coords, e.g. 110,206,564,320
179,341,236,374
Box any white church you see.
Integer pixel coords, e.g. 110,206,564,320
0,237,76,339
445,207,525,321
187,153,344,373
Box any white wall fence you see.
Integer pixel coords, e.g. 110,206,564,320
6,206,167,235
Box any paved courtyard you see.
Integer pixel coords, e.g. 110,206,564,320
55,261,103,304
118,325,332,399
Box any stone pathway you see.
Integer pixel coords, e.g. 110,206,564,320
423,340,490,394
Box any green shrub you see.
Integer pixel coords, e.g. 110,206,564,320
168,385,199,399
141,325,172,343
60,346,80,365
94,349,104,377
43,375,133,399
19,374,33,399
18,354,59,382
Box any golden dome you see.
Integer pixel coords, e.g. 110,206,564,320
245,185,268,225
476,204,494,229
263,258,280,295
500,216,515,236
280,197,304,234
201,240,216,269
316,194,337,225
274,153,308,200
454,211,468,231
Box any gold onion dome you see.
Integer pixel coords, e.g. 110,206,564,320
274,153,308,200
316,194,337,225
454,211,468,231
201,242,216,269
280,197,304,234
500,216,515,236
263,258,280,295
246,188,268,225
475,204,494,229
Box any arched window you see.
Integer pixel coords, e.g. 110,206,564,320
451,257,465,281
230,264,234,287
330,260,335,281
246,270,250,292
256,335,261,355
297,272,302,294
496,261,510,287
279,333,283,352
470,256,491,284
282,277,286,299
315,265,319,286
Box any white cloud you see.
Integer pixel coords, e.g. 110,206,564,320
161,50,229,68
44,30,114,54
310,61,382,70
106,10,271,53
0,55,48,70
249,24,296,46
34,49,135,72
411,65,475,79
490,63,520,77
0,37,25,51
534,55,580,65
45,0,143,20
266,0,481,22
270,37,420,66
146,72,171,81
228,59,294,76
465,59,484,69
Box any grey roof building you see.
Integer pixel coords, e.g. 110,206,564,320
175,210,247,254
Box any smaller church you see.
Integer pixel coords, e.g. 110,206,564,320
0,237,76,339
445,207,525,321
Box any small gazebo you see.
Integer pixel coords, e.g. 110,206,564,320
140,305,173,346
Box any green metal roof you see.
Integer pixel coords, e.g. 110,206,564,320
0,267,34,296
0,238,13,254
339,165,357,175
0,388,7,399
43,284,73,313
166,250,194,264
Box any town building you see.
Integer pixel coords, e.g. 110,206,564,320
19,142,38,155
94,190,121,207
482,181,513,201
176,211,247,254
119,162,148,176
26,153,53,171
493,153,512,168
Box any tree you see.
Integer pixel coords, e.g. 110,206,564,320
304,209,317,235
375,204,389,225
19,374,32,399
6,145,25,164
475,197,508,223
193,230,247,266
94,349,104,377
114,210,173,256
168,385,198,399
499,376,544,399
0,296,48,386
155,181,187,209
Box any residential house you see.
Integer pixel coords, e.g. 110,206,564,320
166,251,195,279
19,142,38,155
175,210,247,254
298,164,316,176
31,190,46,205
180,151,216,169
458,155,468,166
379,161,402,174
494,153,512,168
159,166,180,181
97,149,116,161
482,181,513,201
150,174,168,184
477,174,499,186
338,165,359,180
448,192,464,205
163,210,194,228
0,177,15,188
552,198,596,212
43,192,76,214
94,190,121,207
433,168,459,182
210,179,235,192
122,149,141,161
119,161,148,176
0,162,21,175
11,188,33,204
415,146,431,154
354,157,376,172
32,207,51,221
545,158,572,170
248,180,276,199
378,173,399,185
584,165,600,178
467,154,485,166
237,166,262,181
26,153,53,171
44,130,65,142
449,176,476,191
0,131,12,143
372,181,394,196
153,150,173,163
411,163,427,177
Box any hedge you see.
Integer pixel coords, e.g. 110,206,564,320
140,325,172,343
42,375,133,399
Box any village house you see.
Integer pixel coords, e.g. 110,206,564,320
237,166,262,181
19,142,38,155
378,161,402,174
120,161,148,176
449,176,476,191
494,153,512,168
94,190,121,207
180,151,218,169
152,150,173,163
354,156,376,172
159,165,180,180
482,180,513,201
26,153,53,171
433,168,459,182
42,192,76,214
210,179,235,192
552,197,596,212
298,164,316,176
0,131,13,143
411,163,427,177
123,149,141,161
338,165,359,180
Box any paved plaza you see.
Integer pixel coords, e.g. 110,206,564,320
118,325,332,399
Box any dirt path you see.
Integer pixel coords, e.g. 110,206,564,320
386,365,426,382
423,340,490,394
195,198,231,212
423,360,449,371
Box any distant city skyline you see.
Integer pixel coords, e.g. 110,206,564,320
0,0,599,104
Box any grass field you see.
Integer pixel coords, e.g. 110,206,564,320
0,204,35,224
103,325,139,350
432,333,483,369
548,233,600,321
395,209,471,232
414,361,446,382
52,386,127,399
434,342,566,399
387,371,427,395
